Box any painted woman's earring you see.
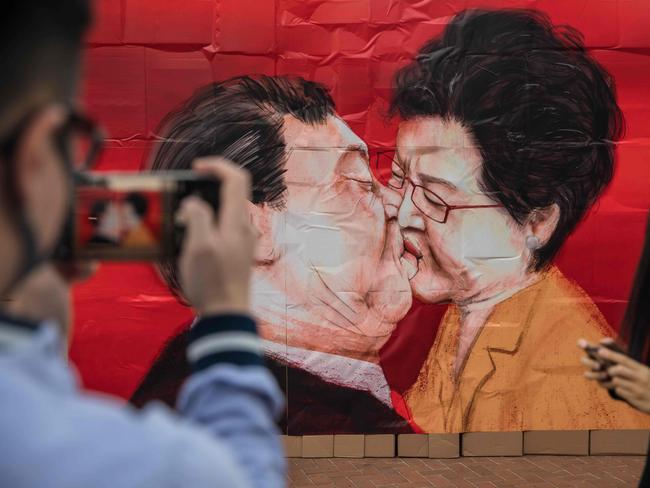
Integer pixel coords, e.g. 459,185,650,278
526,235,541,250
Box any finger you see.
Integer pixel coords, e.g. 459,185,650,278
577,338,593,350
193,158,252,231
611,376,642,394
607,364,640,381
580,356,603,371
597,346,636,368
614,386,638,402
176,196,214,247
584,370,610,381
599,337,615,346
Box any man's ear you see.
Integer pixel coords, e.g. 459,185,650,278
14,105,66,201
247,201,281,265
528,203,561,246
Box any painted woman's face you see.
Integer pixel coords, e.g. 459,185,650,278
390,116,534,305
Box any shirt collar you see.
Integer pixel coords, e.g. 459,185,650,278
0,312,40,350
262,339,392,406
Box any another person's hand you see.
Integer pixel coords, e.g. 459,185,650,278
579,338,650,414
176,158,256,317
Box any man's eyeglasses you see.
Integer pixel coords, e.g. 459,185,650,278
1,109,104,172
372,149,503,224
56,111,105,172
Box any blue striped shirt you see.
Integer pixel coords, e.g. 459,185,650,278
0,313,286,488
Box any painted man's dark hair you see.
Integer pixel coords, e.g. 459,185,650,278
124,192,148,219
149,75,335,300
391,9,624,270
89,200,108,228
0,1,91,140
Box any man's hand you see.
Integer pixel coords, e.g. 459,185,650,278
176,158,256,317
579,337,650,414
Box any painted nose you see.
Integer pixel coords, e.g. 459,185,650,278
398,184,425,230
378,183,401,220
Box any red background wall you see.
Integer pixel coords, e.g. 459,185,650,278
70,0,650,400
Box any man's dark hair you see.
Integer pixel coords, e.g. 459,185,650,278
149,75,335,299
0,1,92,140
124,192,148,219
391,9,624,270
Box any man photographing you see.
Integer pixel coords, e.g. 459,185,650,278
0,2,285,487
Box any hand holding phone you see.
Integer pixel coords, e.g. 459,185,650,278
580,338,650,414
579,339,628,401
54,158,256,317
176,159,256,316
584,341,626,372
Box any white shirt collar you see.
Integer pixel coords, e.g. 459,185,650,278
262,340,392,407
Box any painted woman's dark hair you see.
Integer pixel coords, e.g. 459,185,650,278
391,9,624,270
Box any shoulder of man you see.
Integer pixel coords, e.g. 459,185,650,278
282,362,412,435
131,327,412,435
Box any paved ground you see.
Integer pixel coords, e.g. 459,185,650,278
288,456,646,487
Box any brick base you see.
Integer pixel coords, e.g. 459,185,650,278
282,430,650,458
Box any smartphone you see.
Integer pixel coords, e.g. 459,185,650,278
54,171,220,261
585,342,626,372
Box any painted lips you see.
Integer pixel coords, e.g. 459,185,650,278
401,237,422,280
403,238,422,259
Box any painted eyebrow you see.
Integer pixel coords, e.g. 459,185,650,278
344,144,369,159
417,173,458,191
337,144,373,181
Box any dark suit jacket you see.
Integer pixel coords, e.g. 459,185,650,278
130,329,413,435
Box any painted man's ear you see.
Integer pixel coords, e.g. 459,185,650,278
247,201,281,265
528,204,561,246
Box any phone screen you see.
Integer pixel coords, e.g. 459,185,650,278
55,172,219,261
75,185,165,260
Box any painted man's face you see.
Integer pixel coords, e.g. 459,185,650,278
391,116,532,304
258,115,412,354
96,201,122,242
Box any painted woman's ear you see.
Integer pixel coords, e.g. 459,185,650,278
247,201,281,265
528,204,561,247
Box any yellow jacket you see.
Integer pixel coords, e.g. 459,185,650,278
404,267,650,432
123,224,156,248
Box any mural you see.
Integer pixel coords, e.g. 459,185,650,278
72,1,650,435
130,77,413,433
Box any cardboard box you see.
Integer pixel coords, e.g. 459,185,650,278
524,431,589,455
428,433,460,458
397,434,429,457
364,435,395,458
282,435,302,458
462,432,523,457
334,435,365,458
590,430,650,455
302,435,334,458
